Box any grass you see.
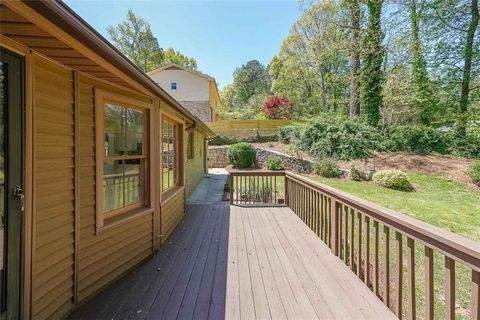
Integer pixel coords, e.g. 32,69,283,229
303,172,480,241
302,172,480,319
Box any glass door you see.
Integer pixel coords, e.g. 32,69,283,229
0,47,24,320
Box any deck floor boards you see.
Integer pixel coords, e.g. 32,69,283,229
68,202,396,320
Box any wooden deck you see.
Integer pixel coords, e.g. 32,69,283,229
68,203,396,320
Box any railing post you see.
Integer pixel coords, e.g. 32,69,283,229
330,199,340,256
284,174,289,207
229,174,233,205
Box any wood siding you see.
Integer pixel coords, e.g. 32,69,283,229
76,74,154,303
161,189,185,245
32,54,75,320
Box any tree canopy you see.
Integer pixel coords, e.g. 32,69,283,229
107,9,198,72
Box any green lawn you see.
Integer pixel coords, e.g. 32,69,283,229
301,172,480,319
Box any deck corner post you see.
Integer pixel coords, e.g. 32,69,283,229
330,199,340,256
284,174,289,207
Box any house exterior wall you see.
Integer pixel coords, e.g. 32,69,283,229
185,129,207,197
149,69,209,102
0,34,210,320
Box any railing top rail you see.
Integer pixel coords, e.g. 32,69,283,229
230,170,286,177
285,171,480,271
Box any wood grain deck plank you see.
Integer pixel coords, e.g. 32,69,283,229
225,205,241,319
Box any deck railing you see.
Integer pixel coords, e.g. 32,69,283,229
230,170,480,319
229,171,285,205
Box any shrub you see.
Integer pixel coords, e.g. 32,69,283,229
293,115,384,161
278,125,295,144
314,160,340,178
372,169,413,192
227,143,257,169
349,165,372,181
468,161,480,186
263,96,293,119
386,125,447,154
264,156,285,171
210,134,237,146
448,125,480,159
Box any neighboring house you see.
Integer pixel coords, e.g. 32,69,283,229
0,1,213,319
147,63,222,123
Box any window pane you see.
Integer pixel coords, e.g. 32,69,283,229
124,159,141,206
104,104,125,157
126,108,144,156
103,160,124,212
172,124,178,186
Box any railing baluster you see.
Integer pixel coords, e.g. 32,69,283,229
384,225,390,306
473,270,479,320
365,216,370,285
445,256,455,320
339,203,344,259
374,220,380,295
344,205,349,264
350,209,355,272
396,232,403,319
357,212,362,276
425,247,434,320
407,237,416,320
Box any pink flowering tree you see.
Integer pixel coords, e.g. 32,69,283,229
263,96,293,119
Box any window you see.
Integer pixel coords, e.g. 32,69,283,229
170,82,177,90
100,99,147,222
161,118,179,191
187,130,194,159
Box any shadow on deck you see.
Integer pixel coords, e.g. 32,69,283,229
69,202,395,320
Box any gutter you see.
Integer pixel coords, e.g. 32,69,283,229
24,0,214,137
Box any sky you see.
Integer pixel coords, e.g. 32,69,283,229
65,0,301,89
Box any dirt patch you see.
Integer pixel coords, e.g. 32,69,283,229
252,142,478,190
253,142,316,162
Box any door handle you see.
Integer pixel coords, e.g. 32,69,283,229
14,185,24,212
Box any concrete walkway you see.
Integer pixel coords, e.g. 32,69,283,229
186,168,229,204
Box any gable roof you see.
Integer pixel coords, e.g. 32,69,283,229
147,63,215,81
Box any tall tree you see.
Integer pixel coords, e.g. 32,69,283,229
361,0,385,127
107,10,198,72
232,60,271,106
349,0,361,117
460,0,479,113
107,10,162,72
409,0,435,124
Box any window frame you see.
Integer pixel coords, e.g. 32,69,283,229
186,130,194,160
95,89,152,230
160,114,183,194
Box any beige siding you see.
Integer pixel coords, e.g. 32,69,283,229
149,69,209,101
161,189,185,244
185,130,206,196
76,75,154,302
32,55,75,320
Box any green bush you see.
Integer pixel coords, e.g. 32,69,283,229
349,165,372,181
386,125,447,154
372,169,413,192
314,160,341,178
210,134,237,146
467,161,480,186
278,126,296,144
448,125,480,159
227,143,257,169
293,115,384,160
264,156,285,171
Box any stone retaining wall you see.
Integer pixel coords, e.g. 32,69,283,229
208,145,315,173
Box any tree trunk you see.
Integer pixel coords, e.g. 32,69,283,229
349,0,361,117
459,0,479,113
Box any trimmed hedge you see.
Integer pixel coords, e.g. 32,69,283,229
372,169,413,191
227,143,257,169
